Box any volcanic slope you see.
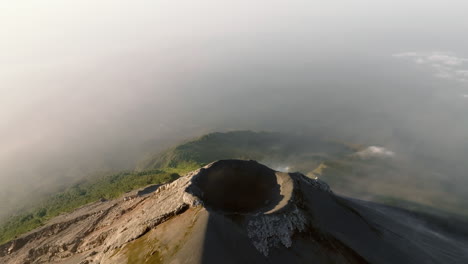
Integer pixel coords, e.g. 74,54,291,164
139,131,468,217
1,160,467,264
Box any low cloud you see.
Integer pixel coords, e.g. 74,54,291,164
393,51,468,83
355,146,395,159
273,165,290,172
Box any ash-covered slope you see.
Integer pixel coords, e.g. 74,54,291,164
1,160,468,264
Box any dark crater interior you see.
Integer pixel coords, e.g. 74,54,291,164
191,160,281,214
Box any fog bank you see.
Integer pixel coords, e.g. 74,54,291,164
1,0,468,219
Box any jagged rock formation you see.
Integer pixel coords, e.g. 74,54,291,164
1,160,468,263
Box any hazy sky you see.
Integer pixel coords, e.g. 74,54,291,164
1,0,468,217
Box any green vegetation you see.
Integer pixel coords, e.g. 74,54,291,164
137,130,354,173
2,130,467,245
0,164,198,245
123,232,162,264
137,131,284,169
2,130,348,245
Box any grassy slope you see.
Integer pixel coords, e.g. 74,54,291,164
143,131,468,218
0,167,198,245
1,130,352,245
1,130,466,245
137,131,356,172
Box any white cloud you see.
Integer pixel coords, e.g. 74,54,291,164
426,53,467,66
462,94,468,98
393,51,468,83
355,146,395,159
272,165,290,172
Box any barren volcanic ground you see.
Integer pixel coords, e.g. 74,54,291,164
1,160,468,263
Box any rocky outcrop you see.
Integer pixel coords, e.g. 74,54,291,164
1,160,467,264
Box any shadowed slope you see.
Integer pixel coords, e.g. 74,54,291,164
1,160,468,264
